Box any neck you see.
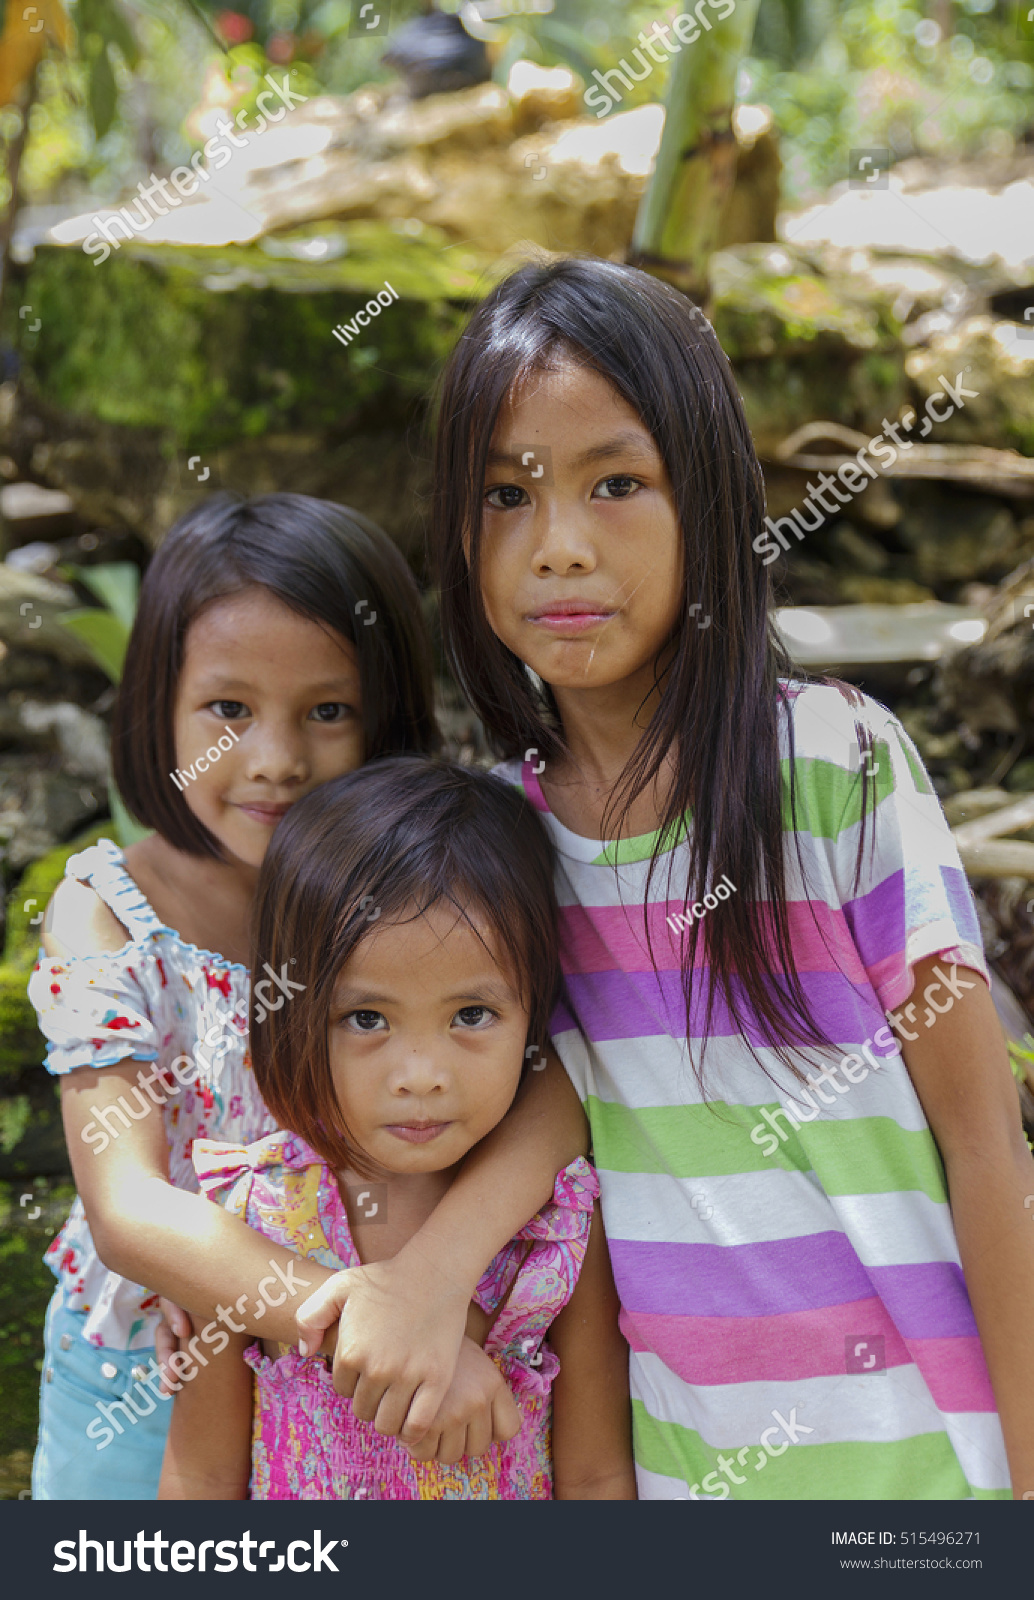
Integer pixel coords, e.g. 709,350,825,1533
550,655,669,789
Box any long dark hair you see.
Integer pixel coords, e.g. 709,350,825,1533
432,257,875,1082
112,492,441,855
250,758,562,1173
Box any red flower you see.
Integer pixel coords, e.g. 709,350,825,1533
215,10,253,45
206,967,233,1000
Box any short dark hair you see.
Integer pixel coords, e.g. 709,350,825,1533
111,493,441,855
250,757,561,1173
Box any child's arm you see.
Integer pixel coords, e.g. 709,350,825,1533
547,1201,637,1499
158,1326,253,1499
296,1048,588,1443
900,955,1034,1499
45,880,342,1349
61,1058,342,1347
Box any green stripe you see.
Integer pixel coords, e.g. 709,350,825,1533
587,1096,948,1201
782,743,895,838
895,726,936,796
632,1401,1005,1500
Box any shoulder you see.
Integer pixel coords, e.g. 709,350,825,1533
44,876,129,960
778,680,899,769
490,757,523,789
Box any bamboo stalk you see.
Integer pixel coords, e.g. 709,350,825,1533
629,0,761,299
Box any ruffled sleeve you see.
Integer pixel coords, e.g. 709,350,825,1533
514,1156,599,1243
191,1130,338,1275
480,1157,600,1386
27,951,160,1075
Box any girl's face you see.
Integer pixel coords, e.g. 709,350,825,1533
328,902,528,1177
174,586,364,869
479,359,683,703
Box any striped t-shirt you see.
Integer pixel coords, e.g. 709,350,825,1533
495,682,1010,1500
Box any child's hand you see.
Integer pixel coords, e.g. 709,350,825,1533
296,1249,474,1445
155,1297,193,1396
401,1337,521,1464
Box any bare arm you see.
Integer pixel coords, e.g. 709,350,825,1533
158,1326,253,1499
296,1050,589,1443
900,955,1034,1500
46,879,338,1348
548,1201,636,1499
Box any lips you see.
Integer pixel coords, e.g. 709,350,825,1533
235,801,294,824
384,1122,452,1145
527,599,617,636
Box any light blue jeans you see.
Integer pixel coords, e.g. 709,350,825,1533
32,1289,172,1499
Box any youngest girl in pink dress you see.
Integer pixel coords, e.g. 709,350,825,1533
158,758,636,1501
194,1130,597,1499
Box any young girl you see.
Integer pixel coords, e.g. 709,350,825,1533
29,492,586,1500
158,759,634,1500
303,257,1034,1500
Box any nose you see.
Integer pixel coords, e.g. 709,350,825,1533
242,719,310,786
388,1038,449,1100
530,495,597,579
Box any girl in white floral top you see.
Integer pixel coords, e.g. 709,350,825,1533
28,492,551,1499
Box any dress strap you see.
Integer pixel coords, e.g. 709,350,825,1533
63,837,164,941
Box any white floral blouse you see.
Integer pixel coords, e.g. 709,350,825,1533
27,840,276,1352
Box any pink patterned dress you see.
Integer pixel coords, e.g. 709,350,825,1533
193,1132,599,1500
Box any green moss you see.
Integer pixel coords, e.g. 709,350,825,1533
6,223,482,446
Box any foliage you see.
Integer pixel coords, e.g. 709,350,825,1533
0,1177,77,1489
741,0,1034,200
57,559,137,679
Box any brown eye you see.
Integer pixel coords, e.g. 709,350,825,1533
485,485,527,510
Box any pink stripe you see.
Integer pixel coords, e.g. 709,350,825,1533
521,760,551,814
621,1308,996,1412
866,948,908,1007
560,898,869,981
906,1336,996,1413
620,1297,912,1384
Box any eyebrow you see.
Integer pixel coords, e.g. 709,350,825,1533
486,430,658,472
191,674,360,695
334,979,518,1008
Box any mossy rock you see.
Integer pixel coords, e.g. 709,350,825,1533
0,821,110,1084
3,221,478,447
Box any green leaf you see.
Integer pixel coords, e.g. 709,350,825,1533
64,561,139,630
87,43,118,140
56,608,130,681
94,0,139,68
109,786,151,848
0,1095,31,1155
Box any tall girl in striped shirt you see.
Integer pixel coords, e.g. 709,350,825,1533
300,257,1034,1500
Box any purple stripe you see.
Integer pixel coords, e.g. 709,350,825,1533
842,865,980,977
609,1232,873,1317
560,967,883,1046
868,1261,978,1339
609,1235,978,1336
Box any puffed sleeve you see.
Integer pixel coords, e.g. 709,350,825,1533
831,708,988,1013
27,951,159,1075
